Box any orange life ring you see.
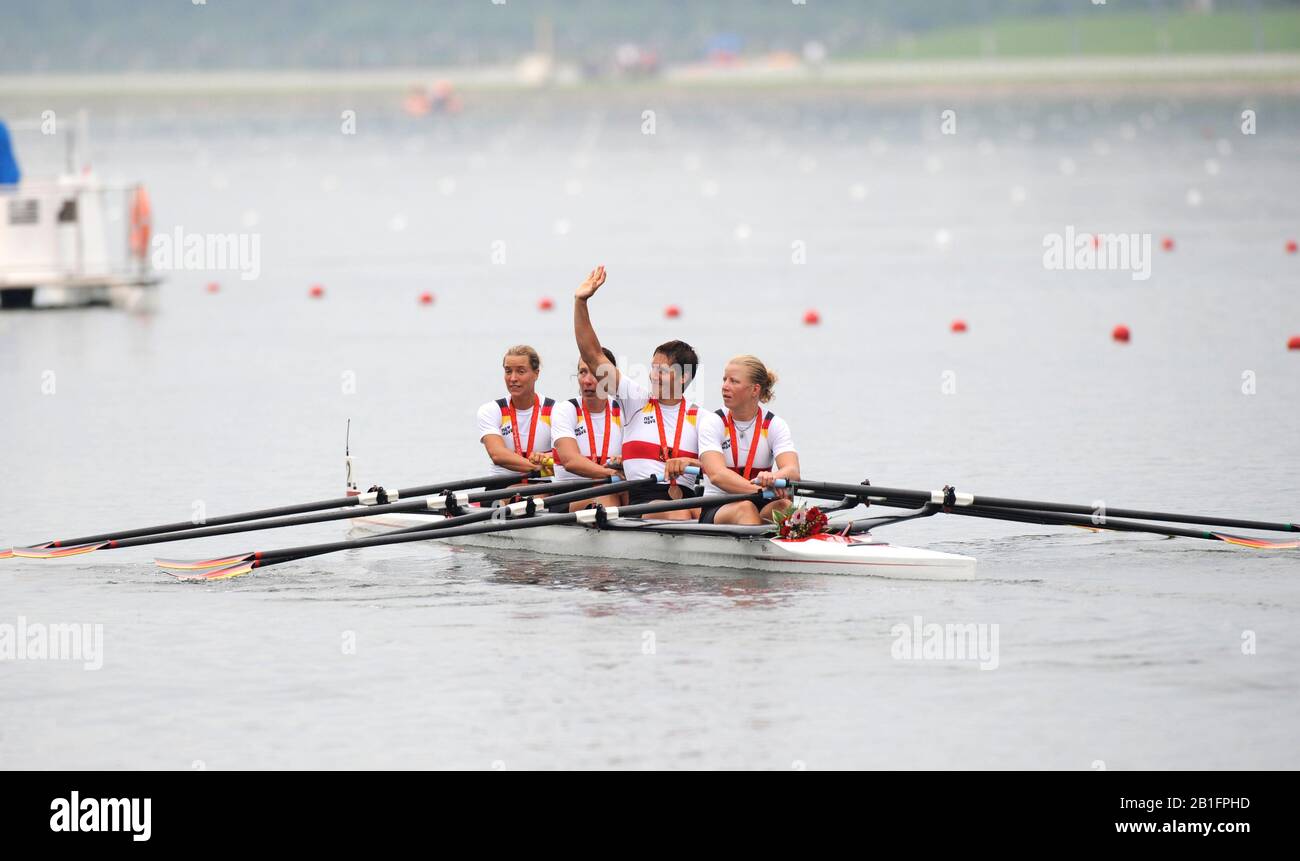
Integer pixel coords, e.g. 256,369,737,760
129,185,152,259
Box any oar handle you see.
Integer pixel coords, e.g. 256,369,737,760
683,465,787,489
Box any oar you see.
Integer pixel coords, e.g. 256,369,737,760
367,476,649,538
157,477,656,572
165,488,755,581
785,480,1299,534
18,477,621,558
942,504,1300,549
4,471,536,559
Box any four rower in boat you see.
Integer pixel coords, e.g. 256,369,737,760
551,347,627,511
574,265,702,521
476,344,555,479
695,355,800,525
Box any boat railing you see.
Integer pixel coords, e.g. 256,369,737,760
0,179,157,287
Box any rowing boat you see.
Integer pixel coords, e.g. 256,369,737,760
346,484,979,581
349,508,978,580
9,458,1290,582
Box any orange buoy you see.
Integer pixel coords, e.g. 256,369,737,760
538,296,555,311
128,186,152,260
802,309,821,326
950,319,968,333
1161,236,1175,251
1288,335,1300,351
206,281,220,294
309,284,325,299
664,304,681,319
418,291,435,305
1287,240,1298,255
403,91,431,116
1112,324,1131,343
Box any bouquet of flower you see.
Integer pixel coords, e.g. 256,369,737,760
773,504,829,540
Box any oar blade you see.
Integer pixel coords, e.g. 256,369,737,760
165,560,257,581
155,553,255,571
11,542,108,559
5,542,53,558
1214,533,1300,550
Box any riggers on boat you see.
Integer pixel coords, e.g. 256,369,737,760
345,471,978,581
7,452,1293,580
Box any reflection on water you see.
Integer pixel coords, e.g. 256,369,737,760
471,548,806,608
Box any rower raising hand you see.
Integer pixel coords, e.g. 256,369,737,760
575,265,606,300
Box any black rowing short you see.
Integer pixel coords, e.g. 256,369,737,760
698,492,768,524
627,482,700,506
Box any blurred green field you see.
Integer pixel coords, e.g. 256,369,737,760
867,9,1300,58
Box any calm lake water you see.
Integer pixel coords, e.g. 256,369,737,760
2,85,1298,768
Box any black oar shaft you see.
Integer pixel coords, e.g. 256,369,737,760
788,481,1298,533
106,477,612,550
543,477,649,509
30,472,533,548
243,489,741,570
970,497,1295,533
946,505,1230,543
310,478,654,543
238,479,645,563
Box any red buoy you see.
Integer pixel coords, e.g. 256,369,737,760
418,291,435,306
1288,335,1300,351
206,281,220,294
309,284,325,299
1161,236,1175,252
538,296,555,311
1112,324,1131,343
950,319,968,333
1287,240,1298,255
664,304,681,319
802,309,821,326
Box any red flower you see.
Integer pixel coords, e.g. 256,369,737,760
776,506,828,539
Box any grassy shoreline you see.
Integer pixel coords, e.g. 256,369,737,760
863,9,1300,59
